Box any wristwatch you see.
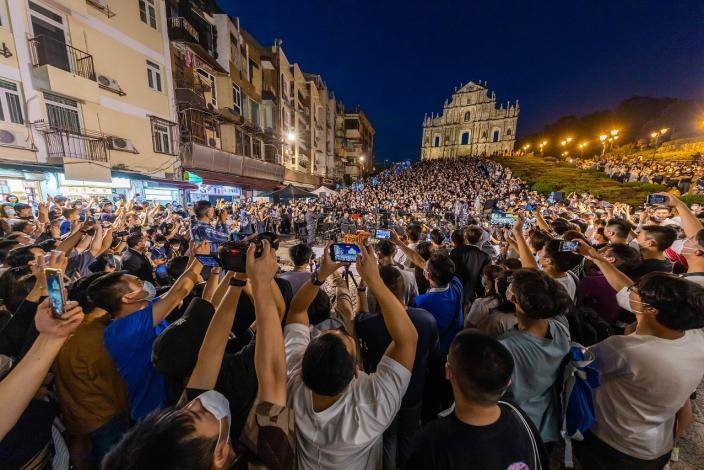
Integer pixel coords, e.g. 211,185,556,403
311,271,325,286
229,278,247,287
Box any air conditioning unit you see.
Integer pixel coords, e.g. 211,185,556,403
108,137,138,153
0,129,22,146
97,74,124,94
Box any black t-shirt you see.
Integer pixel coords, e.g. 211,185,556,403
405,403,548,470
216,339,258,440
630,257,673,280
355,307,439,407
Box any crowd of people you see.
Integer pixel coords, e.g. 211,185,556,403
0,155,703,470
575,153,704,194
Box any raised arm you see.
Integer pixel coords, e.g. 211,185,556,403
151,254,204,325
576,240,634,293
534,210,552,233
57,220,91,254
186,278,243,391
88,223,105,257
287,243,343,327
512,217,539,269
247,241,286,405
662,193,703,239
390,229,427,269
0,299,83,440
356,244,418,371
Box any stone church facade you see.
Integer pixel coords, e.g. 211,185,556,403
421,81,519,159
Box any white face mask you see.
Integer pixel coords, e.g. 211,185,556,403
4,208,15,217
616,286,646,314
187,390,231,455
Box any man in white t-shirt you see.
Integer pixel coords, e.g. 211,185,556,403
284,243,418,470
576,240,704,468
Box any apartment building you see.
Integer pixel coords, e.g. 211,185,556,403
166,0,285,201
0,0,188,203
335,103,375,182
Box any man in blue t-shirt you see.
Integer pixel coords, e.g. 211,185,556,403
87,257,204,420
413,253,464,355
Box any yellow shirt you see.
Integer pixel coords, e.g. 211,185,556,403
54,312,129,434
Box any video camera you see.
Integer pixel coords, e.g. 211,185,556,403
217,231,279,273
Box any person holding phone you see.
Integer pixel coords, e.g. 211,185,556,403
0,298,84,441
87,249,204,421
284,243,418,469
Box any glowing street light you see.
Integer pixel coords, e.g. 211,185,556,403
286,131,297,143
610,129,619,137
599,134,608,142
566,137,574,143
660,128,669,135
359,155,366,163
560,140,567,147
650,132,659,139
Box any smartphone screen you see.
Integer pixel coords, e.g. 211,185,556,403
195,254,221,267
332,243,361,263
375,229,391,240
45,268,65,317
559,240,579,252
646,194,667,205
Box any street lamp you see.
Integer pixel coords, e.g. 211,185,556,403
566,137,573,143
610,129,619,137
286,131,297,143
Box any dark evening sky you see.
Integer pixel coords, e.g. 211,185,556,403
218,0,704,162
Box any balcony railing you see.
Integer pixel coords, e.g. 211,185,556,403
41,126,108,162
179,108,221,148
29,35,95,81
168,17,200,43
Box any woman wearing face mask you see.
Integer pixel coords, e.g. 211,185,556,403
0,204,17,236
575,238,704,469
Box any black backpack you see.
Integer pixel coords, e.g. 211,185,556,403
565,272,613,347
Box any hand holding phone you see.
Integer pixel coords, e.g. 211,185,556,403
646,194,668,206
45,268,66,317
330,243,361,263
559,240,579,252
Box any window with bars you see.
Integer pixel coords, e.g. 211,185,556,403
151,117,175,155
44,93,81,131
146,60,162,92
0,79,24,124
139,0,157,29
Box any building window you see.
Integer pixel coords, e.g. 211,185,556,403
235,128,245,155
146,60,162,92
250,101,260,128
463,111,470,122
252,138,262,159
0,79,24,124
434,136,440,147
232,83,241,114
493,130,500,142
242,132,251,157
506,128,512,136
151,117,176,155
460,131,470,145
45,93,81,131
197,69,217,107
139,0,157,29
